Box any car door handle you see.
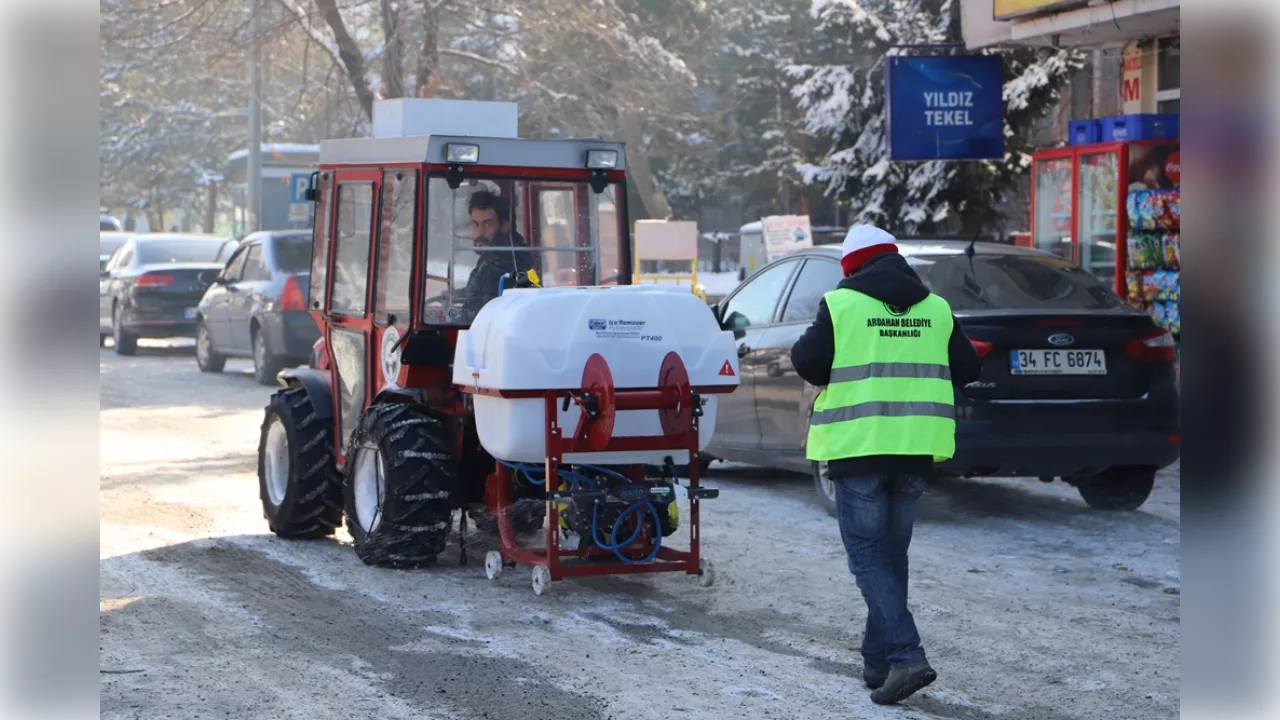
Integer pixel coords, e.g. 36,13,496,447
323,313,345,325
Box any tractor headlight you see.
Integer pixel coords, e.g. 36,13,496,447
586,149,619,170
446,143,480,164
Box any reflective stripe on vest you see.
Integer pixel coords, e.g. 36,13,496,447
806,289,957,463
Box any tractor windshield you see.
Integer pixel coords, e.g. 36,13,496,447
422,176,624,325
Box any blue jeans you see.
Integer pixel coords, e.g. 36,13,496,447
834,472,928,672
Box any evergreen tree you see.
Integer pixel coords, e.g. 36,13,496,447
789,0,1081,235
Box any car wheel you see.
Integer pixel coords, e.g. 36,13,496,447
112,305,137,356
1072,467,1157,511
195,321,226,373
813,460,836,517
252,329,284,386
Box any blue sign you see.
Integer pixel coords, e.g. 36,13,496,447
289,172,312,203
884,55,1004,161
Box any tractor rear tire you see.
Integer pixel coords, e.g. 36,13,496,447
344,404,456,568
258,387,344,538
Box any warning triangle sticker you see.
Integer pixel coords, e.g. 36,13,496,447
718,360,736,377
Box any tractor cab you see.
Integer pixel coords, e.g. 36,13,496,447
300,102,630,457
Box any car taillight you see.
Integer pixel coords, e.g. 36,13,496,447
281,275,306,311
970,339,993,360
136,274,174,287
1124,328,1178,362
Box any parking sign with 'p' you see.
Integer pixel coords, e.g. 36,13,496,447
290,173,312,204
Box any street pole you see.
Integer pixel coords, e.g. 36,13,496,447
247,0,263,234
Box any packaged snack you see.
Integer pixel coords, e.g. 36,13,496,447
1128,190,1156,231
1150,301,1166,327
1128,233,1157,270
1142,272,1161,303
1167,271,1180,303
1155,188,1180,230
1161,233,1179,269
1167,303,1180,336
1170,233,1180,268
1126,272,1143,303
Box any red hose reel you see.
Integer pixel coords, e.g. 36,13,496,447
470,351,728,595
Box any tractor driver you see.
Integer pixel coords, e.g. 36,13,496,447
458,189,535,311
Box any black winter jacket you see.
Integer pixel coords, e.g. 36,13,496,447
789,252,981,479
461,231,535,310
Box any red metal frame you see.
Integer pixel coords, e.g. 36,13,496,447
459,352,723,583
1030,140,1178,297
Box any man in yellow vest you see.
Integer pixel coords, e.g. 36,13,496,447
790,225,980,705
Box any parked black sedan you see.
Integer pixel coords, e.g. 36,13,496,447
194,230,320,385
100,234,237,354
704,241,1180,512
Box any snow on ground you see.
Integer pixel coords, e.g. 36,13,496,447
100,340,1180,720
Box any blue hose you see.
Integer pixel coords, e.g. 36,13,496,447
592,500,663,564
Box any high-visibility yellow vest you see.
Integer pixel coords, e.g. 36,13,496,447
806,289,957,463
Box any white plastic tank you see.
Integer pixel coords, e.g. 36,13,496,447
453,285,740,465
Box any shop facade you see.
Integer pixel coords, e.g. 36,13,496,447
961,0,1180,341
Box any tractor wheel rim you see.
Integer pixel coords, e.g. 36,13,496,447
197,326,210,365
818,462,836,504
264,416,290,506
353,445,385,534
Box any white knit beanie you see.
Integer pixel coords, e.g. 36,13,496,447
840,225,899,275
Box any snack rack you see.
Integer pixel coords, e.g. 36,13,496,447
1029,140,1180,340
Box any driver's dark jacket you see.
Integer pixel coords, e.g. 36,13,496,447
462,231,535,309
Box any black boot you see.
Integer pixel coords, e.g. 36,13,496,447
870,662,936,705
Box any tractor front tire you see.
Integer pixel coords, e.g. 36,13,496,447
258,387,344,538
344,404,456,568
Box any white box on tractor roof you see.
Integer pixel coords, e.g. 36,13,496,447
371,98,519,139
453,285,740,465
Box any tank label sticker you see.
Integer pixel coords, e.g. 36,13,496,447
586,318,648,340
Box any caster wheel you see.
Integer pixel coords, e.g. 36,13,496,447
485,551,504,581
698,558,715,588
531,565,552,596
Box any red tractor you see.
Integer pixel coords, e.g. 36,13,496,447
257,101,736,594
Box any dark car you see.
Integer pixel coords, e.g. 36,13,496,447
100,233,237,354
100,231,133,272
705,241,1180,512
194,230,320,385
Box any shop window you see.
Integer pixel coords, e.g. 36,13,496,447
1157,38,1180,92
1156,36,1179,114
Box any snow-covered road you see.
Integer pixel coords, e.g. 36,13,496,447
100,340,1179,720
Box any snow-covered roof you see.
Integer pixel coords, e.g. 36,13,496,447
227,143,321,163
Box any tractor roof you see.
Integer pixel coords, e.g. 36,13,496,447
318,135,627,171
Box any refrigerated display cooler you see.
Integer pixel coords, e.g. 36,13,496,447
1029,140,1180,339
